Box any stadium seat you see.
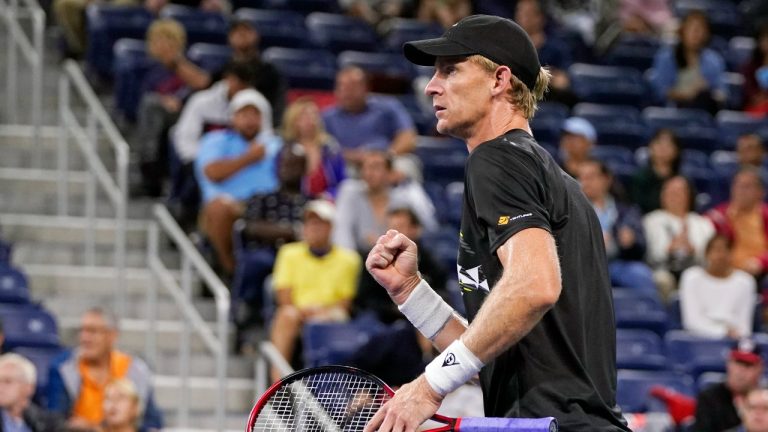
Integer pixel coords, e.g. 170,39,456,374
383,19,442,53
112,38,151,122
412,136,466,185
421,224,459,271
444,182,463,227
616,329,668,371
260,0,339,15
724,72,745,110
338,50,415,93
617,370,695,413
682,166,729,211
641,107,721,153
715,110,768,150
681,149,710,171
11,346,65,406
159,5,229,46
262,47,337,90
613,288,668,337
396,94,435,135
187,43,232,73
664,331,734,378
603,35,660,71
592,145,635,167
306,12,379,54
568,64,647,106
674,0,744,39
709,150,739,179
234,8,309,49
666,293,683,331
302,317,386,367
85,5,153,79
0,239,11,265
0,307,60,350
0,265,30,304
536,101,569,123
423,182,447,222
572,103,648,149
727,36,755,71
696,371,726,392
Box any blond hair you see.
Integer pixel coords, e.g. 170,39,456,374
104,378,143,426
467,55,551,119
0,353,36,387
281,97,331,145
146,18,187,49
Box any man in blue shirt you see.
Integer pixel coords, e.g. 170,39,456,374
196,88,282,274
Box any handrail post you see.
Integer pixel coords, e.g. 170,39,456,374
5,0,18,124
216,293,228,430
115,150,128,318
31,3,44,165
84,110,97,266
146,222,159,369
178,254,192,428
57,74,70,216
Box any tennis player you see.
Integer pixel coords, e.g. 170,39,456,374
364,15,630,431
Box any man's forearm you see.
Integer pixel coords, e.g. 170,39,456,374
204,154,255,182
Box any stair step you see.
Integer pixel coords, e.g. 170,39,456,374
44,294,219,322
24,264,182,297
154,375,256,412
0,213,150,248
153,352,256,379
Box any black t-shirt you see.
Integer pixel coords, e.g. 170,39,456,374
458,130,629,430
692,382,741,432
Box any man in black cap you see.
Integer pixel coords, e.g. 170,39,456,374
365,14,629,431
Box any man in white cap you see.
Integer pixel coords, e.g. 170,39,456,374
559,116,597,178
195,88,282,275
268,200,361,382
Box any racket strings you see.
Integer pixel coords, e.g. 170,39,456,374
252,370,391,432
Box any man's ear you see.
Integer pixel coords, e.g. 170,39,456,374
491,66,513,97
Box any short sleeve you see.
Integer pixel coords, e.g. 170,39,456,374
467,144,551,253
195,132,230,178
272,244,294,290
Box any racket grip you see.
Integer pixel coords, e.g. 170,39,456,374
457,417,558,432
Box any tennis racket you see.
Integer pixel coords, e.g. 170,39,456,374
246,365,557,432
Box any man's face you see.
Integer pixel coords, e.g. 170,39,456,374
560,133,592,161
302,213,332,249
360,152,391,191
744,389,768,432
335,69,368,112
228,25,258,55
731,171,765,210
425,57,494,139
727,358,763,394
232,105,262,141
0,363,33,410
278,150,307,185
515,0,544,35
78,312,116,362
738,135,765,167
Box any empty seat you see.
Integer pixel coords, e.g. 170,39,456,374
535,101,569,123
396,94,435,135
696,371,726,392
675,0,744,39
569,63,647,106
716,110,768,150
617,370,695,413
592,145,636,167
234,8,309,49
530,117,563,147
724,72,746,110
613,288,668,337
159,5,229,46
603,35,660,71
338,50,415,82
0,239,11,265
0,266,30,304
1,307,60,350
664,330,734,377
12,346,65,405
85,5,153,79
616,329,668,371
262,47,337,90
187,43,232,73
709,150,739,178
421,224,459,270
444,182,463,228
642,107,721,152
412,136,466,185
572,104,648,149
112,38,151,122
727,36,755,71
306,12,379,54
260,0,339,14
302,318,385,367
383,19,442,53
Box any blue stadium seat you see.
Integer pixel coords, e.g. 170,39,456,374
421,224,459,271
592,145,635,167
260,0,339,15
338,50,415,82
617,370,695,413
613,288,668,337
444,182,463,229
262,47,337,90
616,329,668,371
603,35,660,71
306,12,379,54
724,72,745,110
535,102,569,123
86,5,153,79
727,36,755,71
683,166,729,211
696,371,726,393
666,292,683,331
302,318,386,367
187,43,232,73
11,346,65,406
396,95,435,135
675,0,744,39
423,182,447,222
569,63,647,106
716,110,768,151
664,331,733,377
0,239,11,265
0,266,30,304
234,8,309,49
383,19,442,53
572,103,648,149
0,307,60,350
681,149,710,171
412,136,466,185
159,5,228,45
530,117,562,148
642,107,721,153
112,38,151,122
709,150,739,179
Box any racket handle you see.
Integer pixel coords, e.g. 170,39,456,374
457,417,558,432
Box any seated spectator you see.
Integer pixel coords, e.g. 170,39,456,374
281,98,346,199
579,159,657,294
195,89,281,275
650,10,726,113
743,24,768,116
694,338,764,432
0,353,62,432
101,379,141,432
728,386,768,432
707,168,768,278
618,0,675,38
47,308,162,432
680,234,756,338
631,128,682,214
322,66,417,167
333,150,437,253
269,200,361,382
559,117,596,178
643,176,715,298
416,0,471,29
341,0,416,30
738,134,767,170
133,18,194,197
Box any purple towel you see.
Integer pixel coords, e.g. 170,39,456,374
457,417,558,432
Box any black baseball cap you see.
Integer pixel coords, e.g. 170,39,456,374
403,14,541,91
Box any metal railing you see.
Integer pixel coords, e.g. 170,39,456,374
147,204,230,430
1,0,44,158
57,60,129,316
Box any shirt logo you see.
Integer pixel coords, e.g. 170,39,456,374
442,352,460,367
498,216,510,225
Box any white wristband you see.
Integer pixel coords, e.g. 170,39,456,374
397,279,454,340
424,339,484,397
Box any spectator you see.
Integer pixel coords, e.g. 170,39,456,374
322,66,417,167
417,0,471,29
281,98,346,199
738,134,767,170
680,234,756,338
728,386,768,432
133,18,193,197
0,318,4,352
707,167,768,278
618,0,675,37
341,0,416,30
579,159,658,295
332,150,437,253
269,200,361,382
47,308,162,432
651,10,727,114
631,128,682,214
693,338,764,432
101,379,141,432
195,89,281,275
0,353,62,432
559,117,596,178
643,176,715,299
743,24,768,116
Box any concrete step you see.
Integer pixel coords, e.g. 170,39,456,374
43,293,218,322
24,264,183,298
153,352,257,379
0,190,156,220
154,375,256,413
9,241,156,268
0,213,150,249
0,127,107,170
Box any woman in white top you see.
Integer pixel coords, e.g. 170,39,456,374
643,175,715,299
680,234,756,339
